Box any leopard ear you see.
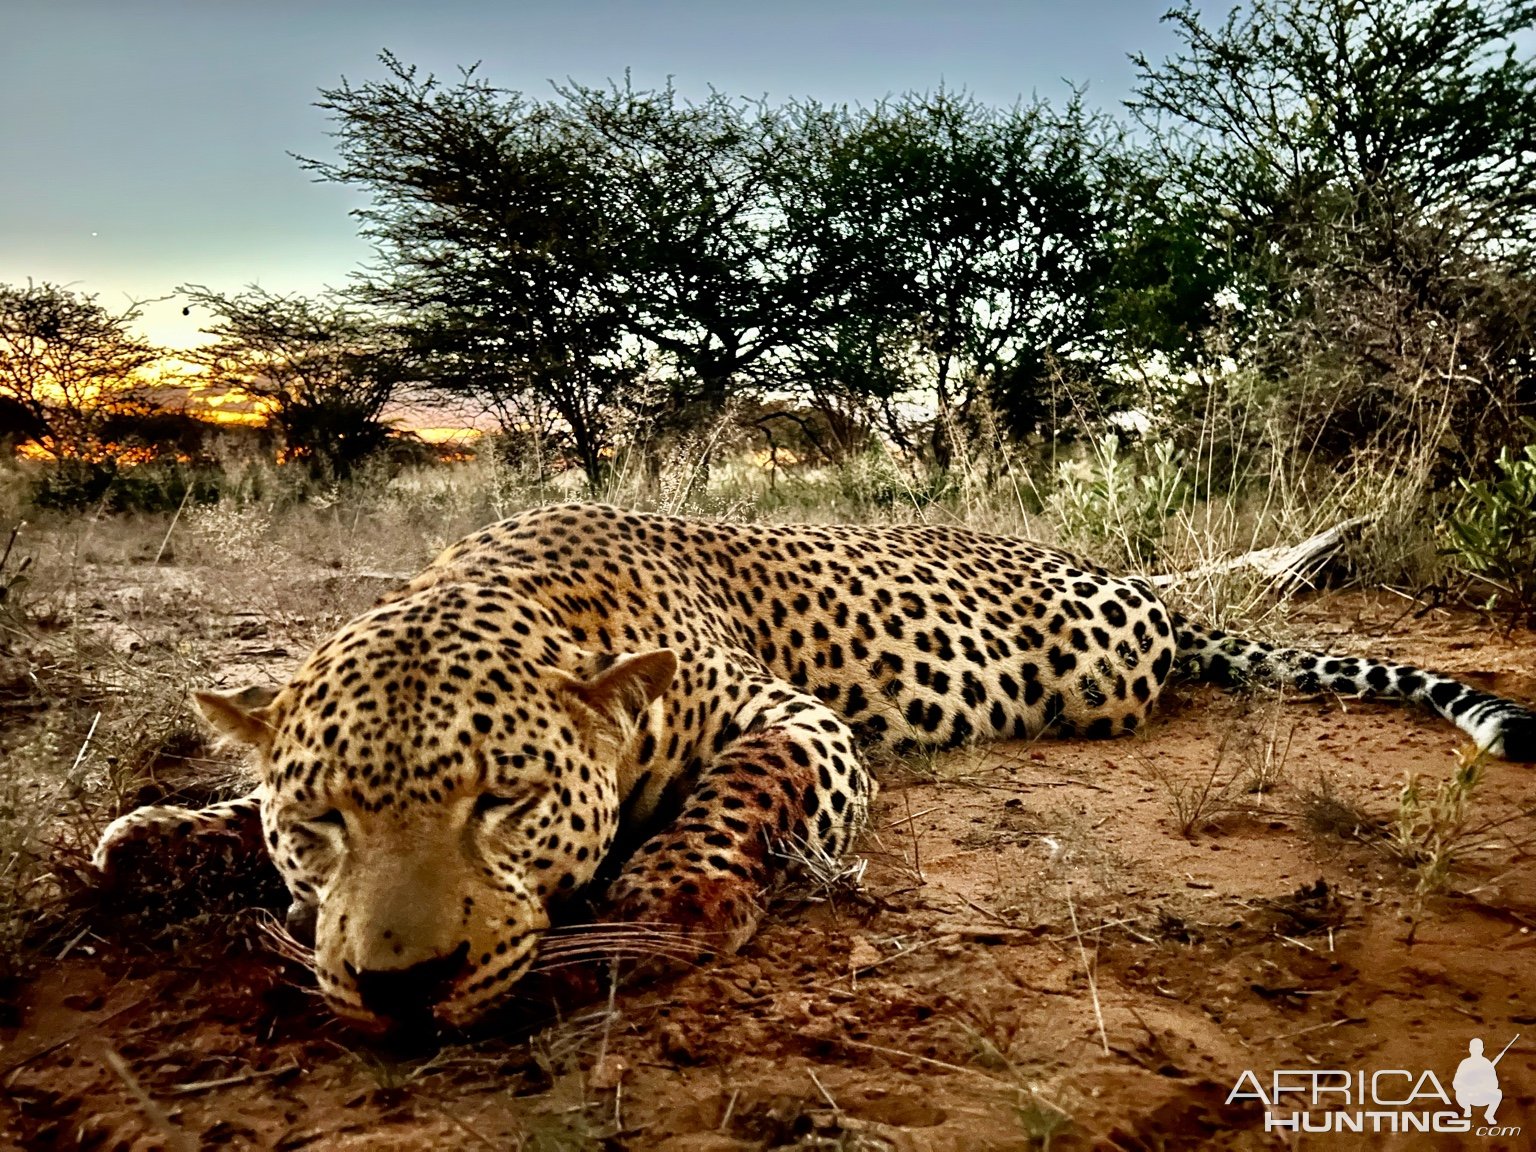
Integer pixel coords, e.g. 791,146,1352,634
193,685,282,753
563,650,677,727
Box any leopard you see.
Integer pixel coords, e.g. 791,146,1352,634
93,503,1536,1032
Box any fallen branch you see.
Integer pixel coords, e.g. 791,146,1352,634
165,1062,301,1097
1148,515,1376,593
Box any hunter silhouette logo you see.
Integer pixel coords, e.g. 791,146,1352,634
1455,1035,1518,1126
1226,1033,1522,1136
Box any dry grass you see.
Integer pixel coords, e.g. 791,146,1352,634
1139,734,1249,840
1298,773,1381,843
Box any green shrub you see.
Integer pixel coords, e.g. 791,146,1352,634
1049,437,1191,569
1446,428,1536,626
30,459,223,514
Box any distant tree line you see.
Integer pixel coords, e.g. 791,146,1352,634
4,0,1534,490
0,280,416,485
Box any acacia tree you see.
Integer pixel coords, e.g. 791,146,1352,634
301,57,643,482
181,285,411,478
1093,153,1237,366
559,79,860,419
301,56,1190,472
303,59,874,474
312,56,631,482
0,282,160,459
1131,0,1536,468
1134,0,1536,272
410,303,636,486
790,91,1117,454
768,314,920,461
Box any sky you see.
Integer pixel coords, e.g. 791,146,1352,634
0,0,1187,351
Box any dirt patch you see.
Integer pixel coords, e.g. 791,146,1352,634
4,584,1536,1150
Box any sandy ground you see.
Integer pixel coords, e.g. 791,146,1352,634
4,565,1536,1151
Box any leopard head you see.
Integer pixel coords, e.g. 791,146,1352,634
196,582,674,1031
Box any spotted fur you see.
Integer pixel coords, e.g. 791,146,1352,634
94,504,1536,1029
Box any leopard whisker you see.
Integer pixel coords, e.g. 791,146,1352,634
537,940,700,958
538,932,703,954
546,919,696,936
543,924,697,946
536,937,704,960
254,910,316,966
530,948,703,973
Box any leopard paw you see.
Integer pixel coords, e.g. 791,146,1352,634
92,796,268,900
603,870,764,966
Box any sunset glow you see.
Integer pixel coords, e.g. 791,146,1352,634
409,426,485,445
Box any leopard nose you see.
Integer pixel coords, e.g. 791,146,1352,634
285,900,317,947
349,941,470,1022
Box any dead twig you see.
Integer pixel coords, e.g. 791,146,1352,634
1253,1016,1366,1046
807,1068,839,1112
101,1045,197,1152
153,486,194,566
1066,883,1110,1056
164,1062,300,1097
